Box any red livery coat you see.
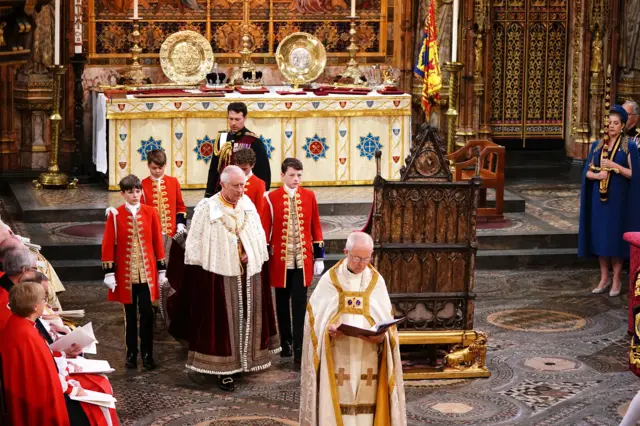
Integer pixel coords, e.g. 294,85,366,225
141,175,187,237
244,173,266,216
0,314,70,426
101,204,165,304
261,186,323,288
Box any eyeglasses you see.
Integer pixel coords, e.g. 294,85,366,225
349,254,371,263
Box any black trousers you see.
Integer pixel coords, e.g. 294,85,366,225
64,394,90,426
275,268,307,351
124,283,153,356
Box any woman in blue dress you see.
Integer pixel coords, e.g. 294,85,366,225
578,105,640,296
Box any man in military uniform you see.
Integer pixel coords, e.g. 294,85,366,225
205,102,271,197
623,100,640,143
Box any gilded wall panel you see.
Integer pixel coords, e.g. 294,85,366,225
88,0,390,65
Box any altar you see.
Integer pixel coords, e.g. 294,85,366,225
94,87,412,190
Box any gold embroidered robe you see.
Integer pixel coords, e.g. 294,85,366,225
299,259,406,426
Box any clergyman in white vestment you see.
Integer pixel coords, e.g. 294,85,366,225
299,232,406,426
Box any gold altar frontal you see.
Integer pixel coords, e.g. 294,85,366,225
103,90,412,190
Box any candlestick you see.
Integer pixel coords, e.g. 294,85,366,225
74,0,83,54
451,0,459,62
350,0,356,18
54,0,60,64
444,61,463,156
123,18,145,84
33,66,77,189
340,15,364,83
229,0,257,85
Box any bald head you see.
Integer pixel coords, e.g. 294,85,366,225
345,232,374,252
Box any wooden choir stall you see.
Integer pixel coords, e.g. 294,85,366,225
367,124,490,380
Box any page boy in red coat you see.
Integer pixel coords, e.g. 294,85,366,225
141,149,187,239
261,158,324,362
234,148,266,216
102,174,166,370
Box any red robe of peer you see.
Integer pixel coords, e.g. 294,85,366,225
0,314,70,425
243,173,266,216
0,289,9,330
261,186,324,288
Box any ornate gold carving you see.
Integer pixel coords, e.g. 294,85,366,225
275,32,327,87
590,29,603,73
444,331,488,370
0,22,6,48
570,0,583,137
313,22,339,50
159,31,214,85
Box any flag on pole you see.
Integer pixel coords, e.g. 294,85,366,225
414,0,442,116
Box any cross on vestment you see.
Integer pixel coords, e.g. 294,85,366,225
365,368,374,386
336,368,350,386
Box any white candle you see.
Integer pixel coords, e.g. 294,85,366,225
74,0,83,54
351,0,356,17
133,0,139,19
54,0,60,64
451,0,459,62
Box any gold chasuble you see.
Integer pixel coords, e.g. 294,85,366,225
299,259,406,426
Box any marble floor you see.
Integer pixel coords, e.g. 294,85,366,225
58,267,636,426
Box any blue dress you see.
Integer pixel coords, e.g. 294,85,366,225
578,139,640,258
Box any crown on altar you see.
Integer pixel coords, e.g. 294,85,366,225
242,69,263,88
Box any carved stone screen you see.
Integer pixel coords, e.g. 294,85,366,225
88,0,396,66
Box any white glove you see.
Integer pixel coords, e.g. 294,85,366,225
313,260,325,276
103,273,116,292
177,223,186,233
158,271,167,285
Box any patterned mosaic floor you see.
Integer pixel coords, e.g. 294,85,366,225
57,267,637,426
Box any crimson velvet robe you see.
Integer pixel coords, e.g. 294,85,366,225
0,314,70,425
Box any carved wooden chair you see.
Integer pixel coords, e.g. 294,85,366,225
368,124,489,379
446,139,505,220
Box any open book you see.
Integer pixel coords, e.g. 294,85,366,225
337,317,405,338
69,390,116,409
69,358,114,375
49,322,97,353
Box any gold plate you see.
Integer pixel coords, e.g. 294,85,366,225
275,32,326,85
160,31,214,85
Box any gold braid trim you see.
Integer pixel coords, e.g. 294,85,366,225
216,142,233,174
622,136,629,154
635,270,640,297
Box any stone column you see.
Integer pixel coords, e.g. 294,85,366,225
14,75,54,170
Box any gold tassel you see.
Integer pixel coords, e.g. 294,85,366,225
217,142,233,174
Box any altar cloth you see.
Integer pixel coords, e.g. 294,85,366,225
93,86,411,189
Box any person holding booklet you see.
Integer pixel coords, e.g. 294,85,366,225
299,232,406,426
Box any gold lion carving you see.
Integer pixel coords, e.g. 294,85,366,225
444,333,487,370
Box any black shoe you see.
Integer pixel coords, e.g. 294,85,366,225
280,341,293,358
294,347,302,364
142,353,156,370
217,375,235,392
126,352,137,369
